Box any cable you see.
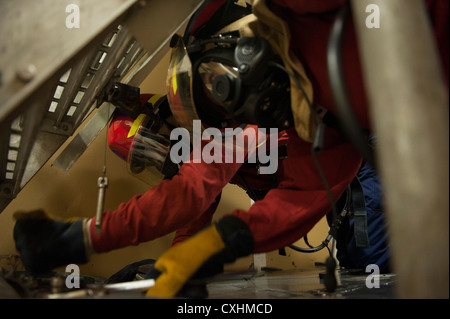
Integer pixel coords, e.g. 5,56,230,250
289,235,332,253
182,0,215,45
270,5,376,259
268,62,347,260
327,4,375,167
303,234,314,248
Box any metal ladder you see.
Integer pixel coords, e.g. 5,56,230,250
0,0,204,213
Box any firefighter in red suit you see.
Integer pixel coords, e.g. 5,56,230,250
13,0,448,298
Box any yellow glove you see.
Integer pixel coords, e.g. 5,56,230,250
145,215,254,298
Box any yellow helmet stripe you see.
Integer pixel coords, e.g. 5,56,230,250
127,113,146,138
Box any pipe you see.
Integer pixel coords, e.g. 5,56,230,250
350,0,448,298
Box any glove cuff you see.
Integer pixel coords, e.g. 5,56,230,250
191,215,254,280
84,218,95,257
146,223,225,298
216,215,254,259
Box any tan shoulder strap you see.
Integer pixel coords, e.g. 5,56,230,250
218,0,320,142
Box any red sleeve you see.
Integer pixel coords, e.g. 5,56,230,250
233,128,362,252
90,158,242,253
89,125,265,253
171,193,221,247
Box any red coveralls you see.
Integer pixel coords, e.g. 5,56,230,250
89,0,449,254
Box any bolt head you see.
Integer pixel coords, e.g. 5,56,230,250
17,64,37,82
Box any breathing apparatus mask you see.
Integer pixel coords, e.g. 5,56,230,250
168,31,293,133
166,0,319,142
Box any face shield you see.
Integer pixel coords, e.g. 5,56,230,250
108,111,178,187
127,114,172,175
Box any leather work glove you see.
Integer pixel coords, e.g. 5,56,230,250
145,215,254,298
13,210,91,275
